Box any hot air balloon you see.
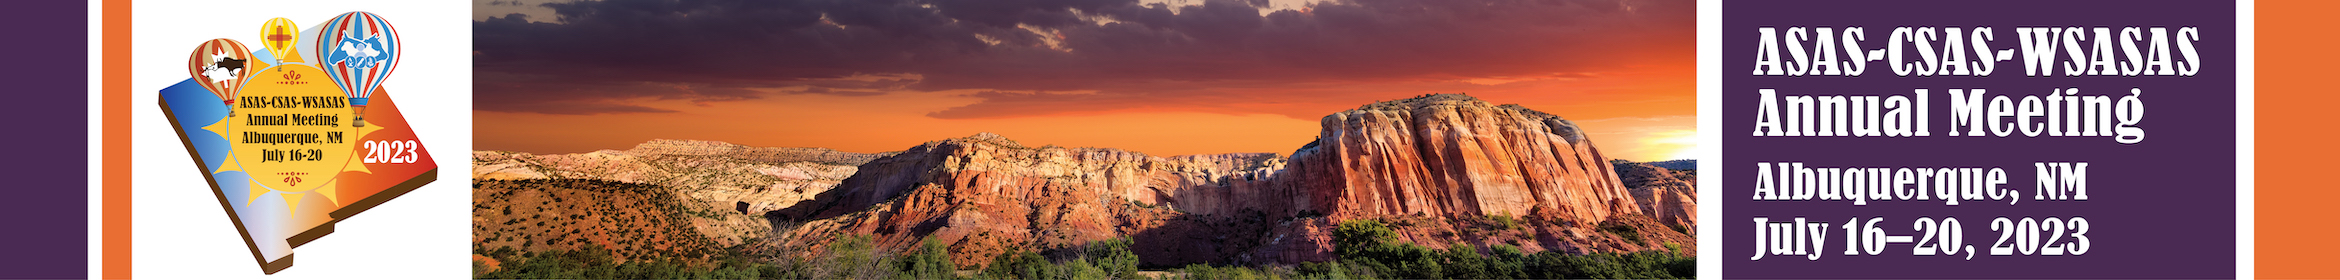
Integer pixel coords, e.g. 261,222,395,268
260,17,301,64
315,11,399,127
188,38,254,114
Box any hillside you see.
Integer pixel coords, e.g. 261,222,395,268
1612,160,1698,231
472,179,734,263
1643,159,1697,171
473,93,1695,270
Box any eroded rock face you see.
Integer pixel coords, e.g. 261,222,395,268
766,94,1682,267
472,140,884,249
1257,94,1675,262
1293,94,1639,226
473,93,1695,268
1616,161,1698,232
768,132,1292,267
626,139,888,166
474,140,881,215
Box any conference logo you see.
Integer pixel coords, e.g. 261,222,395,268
158,11,436,274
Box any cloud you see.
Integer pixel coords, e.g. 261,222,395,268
472,70,764,114
474,0,1691,115
1577,115,1693,124
787,87,885,97
491,101,680,115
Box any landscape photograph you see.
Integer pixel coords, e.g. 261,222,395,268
468,0,1694,279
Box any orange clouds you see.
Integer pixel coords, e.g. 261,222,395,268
471,0,1694,160
476,62,1691,160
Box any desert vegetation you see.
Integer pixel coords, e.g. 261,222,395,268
475,219,1689,279
1324,219,1693,279
472,119,1698,279
475,235,1150,280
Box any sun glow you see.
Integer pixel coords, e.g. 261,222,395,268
1653,129,1700,161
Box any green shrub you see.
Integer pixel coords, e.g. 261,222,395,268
1180,263,1273,280
1294,261,1379,280
979,250,1053,280
972,238,1141,280
1522,250,1694,279
1490,214,1520,230
1601,223,1644,244
899,239,957,280
1061,258,1109,280
473,219,1694,280
474,244,782,280
1332,220,1397,257
1083,238,1141,279
1325,219,1692,280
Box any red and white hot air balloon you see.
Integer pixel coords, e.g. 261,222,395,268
316,11,400,127
188,38,254,113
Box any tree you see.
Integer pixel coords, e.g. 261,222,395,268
1333,220,1398,257
900,239,958,280
1082,238,1141,279
980,249,1053,280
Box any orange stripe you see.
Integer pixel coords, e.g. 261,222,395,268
102,0,132,278
2257,0,2340,278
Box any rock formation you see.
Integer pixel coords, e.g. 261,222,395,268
763,94,1687,266
1290,94,1639,226
475,139,882,215
764,132,1291,267
473,179,733,262
1643,159,1697,171
473,140,882,249
473,93,1696,268
1615,160,1698,232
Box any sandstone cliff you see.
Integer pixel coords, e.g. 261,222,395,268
475,139,883,215
1615,160,1698,232
473,140,883,249
1252,94,1688,262
765,132,1291,267
1291,94,1639,226
764,94,1687,267
473,93,1695,268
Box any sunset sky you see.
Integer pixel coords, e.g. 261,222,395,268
472,0,1694,161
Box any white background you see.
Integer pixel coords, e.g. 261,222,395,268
105,0,472,278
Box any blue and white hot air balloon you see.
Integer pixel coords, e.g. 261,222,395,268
315,11,400,127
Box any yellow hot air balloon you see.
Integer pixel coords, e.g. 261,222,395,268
260,17,302,64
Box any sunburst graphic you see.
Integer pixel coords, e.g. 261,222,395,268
200,112,384,217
